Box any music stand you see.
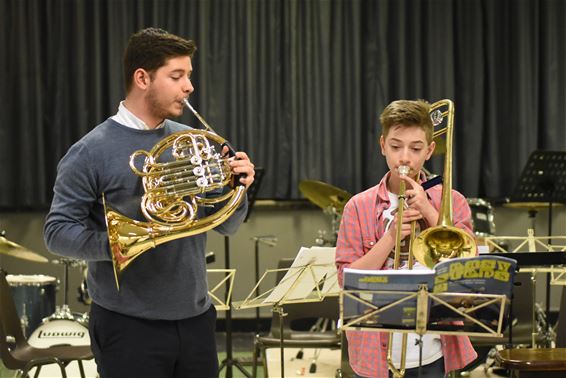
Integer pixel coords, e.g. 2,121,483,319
218,168,265,378
485,231,566,347
207,269,236,311
244,167,265,223
341,256,514,377
235,246,339,377
509,150,566,345
218,237,251,378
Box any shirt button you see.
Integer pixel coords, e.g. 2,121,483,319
370,242,375,246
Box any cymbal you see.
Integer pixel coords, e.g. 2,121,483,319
299,180,352,213
0,236,48,263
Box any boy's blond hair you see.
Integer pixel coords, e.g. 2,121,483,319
379,100,433,144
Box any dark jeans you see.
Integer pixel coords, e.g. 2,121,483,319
354,357,445,378
89,302,218,378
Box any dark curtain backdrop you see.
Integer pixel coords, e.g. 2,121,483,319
1,0,565,209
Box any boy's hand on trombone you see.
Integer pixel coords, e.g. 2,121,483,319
401,175,439,227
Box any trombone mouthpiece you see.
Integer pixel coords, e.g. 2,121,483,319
398,165,410,177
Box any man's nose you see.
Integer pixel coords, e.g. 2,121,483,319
184,78,194,94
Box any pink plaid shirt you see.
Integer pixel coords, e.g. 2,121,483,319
336,172,478,377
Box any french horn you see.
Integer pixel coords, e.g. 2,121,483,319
104,103,247,289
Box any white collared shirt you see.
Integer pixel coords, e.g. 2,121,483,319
111,101,165,130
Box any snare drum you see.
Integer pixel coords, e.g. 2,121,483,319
467,198,496,237
28,320,98,377
6,274,57,337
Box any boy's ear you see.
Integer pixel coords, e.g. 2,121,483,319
379,135,386,156
425,140,436,160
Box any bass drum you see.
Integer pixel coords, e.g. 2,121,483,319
28,319,98,377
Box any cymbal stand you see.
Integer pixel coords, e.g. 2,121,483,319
315,206,340,246
48,258,86,323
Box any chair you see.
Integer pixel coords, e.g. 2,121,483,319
0,271,93,378
251,258,341,378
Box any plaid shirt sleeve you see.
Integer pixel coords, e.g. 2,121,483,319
336,197,363,287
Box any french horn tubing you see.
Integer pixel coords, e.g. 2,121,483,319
104,102,246,289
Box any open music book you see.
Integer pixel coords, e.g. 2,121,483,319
342,255,517,331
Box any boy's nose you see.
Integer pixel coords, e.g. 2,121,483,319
399,148,411,163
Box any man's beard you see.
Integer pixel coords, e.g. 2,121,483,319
146,89,179,120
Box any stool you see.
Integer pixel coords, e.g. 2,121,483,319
495,348,566,377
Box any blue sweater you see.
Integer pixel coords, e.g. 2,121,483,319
44,118,247,320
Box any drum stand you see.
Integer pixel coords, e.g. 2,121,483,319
48,258,88,325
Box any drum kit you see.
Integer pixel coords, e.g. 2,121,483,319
1,231,96,376
299,180,352,246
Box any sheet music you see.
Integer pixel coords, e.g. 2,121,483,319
263,246,337,303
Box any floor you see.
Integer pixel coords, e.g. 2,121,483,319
1,333,512,378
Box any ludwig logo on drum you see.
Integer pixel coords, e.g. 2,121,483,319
36,329,86,339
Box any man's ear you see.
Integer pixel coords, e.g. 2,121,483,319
133,69,150,89
379,135,386,156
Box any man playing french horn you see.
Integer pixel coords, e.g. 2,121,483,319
336,99,477,377
44,28,254,378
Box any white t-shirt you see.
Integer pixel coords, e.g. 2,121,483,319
384,191,443,369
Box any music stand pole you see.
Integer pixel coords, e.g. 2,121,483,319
254,238,260,334
218,236,251,378
545,199,553,347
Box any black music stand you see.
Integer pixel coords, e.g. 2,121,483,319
218,168,264,378
510,150,566,346
244,167,264,223
243,168,274,334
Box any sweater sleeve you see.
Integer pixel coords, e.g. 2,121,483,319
206,185,249,235
44,141,111,261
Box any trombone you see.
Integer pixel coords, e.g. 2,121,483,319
386,99,476,377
